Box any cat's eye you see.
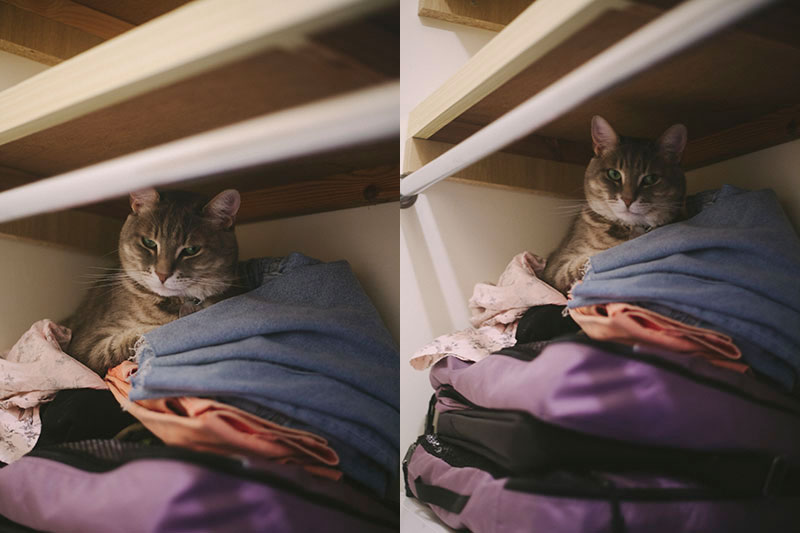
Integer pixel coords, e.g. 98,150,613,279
141,237,157,249
641,174,660,186
606,169,622,182
181,246,201,256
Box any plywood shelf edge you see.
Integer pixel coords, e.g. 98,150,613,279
406,0,627,140
0,0,391,149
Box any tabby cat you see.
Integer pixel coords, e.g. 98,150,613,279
541,116,687,294
65,188,241,374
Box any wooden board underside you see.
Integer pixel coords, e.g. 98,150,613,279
0,0,393,149
0,210,122,254
0,1,104,64
416,1,800,173
72,0,193,26
418,0,533,32
4,0,136,40
0,139,399,254
404,137,585,198
0,1,398,251
406,0,626,140
0,43,391,179
75,139,400,222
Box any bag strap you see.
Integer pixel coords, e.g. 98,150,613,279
412,476,470,513
424,393,436,435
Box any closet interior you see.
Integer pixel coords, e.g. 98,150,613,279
0,1,400,530
400,0,800,530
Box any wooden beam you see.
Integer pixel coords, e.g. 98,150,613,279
0,164,41,190
407,0,627,140
0,209,121,255
418,0,532,32
0,1,103,65
4,0,134,40
431,119,593,166
404,137,585,197
236,164,400,222
0,0,391,148
683,104,800,170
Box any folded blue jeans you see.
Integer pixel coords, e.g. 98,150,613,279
129,253,399,493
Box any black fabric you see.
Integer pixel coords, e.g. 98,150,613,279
34,389,136,449
515,304,581,344
413,476,470,513
0,514,40,533
434,407,800,495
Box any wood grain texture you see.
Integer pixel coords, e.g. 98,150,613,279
0,0,391,148
0,165,40,190
0,210,121,255
406,0,627,139
415,1,799,178
72,0,193,25
0,1,103,64
0,42,390,178
431,118,592,166
467,4,800,144
418,0,532,32
683,104,800,170
235,164,400,222
5,0,134,40
74,140,400,220
404,137,585,197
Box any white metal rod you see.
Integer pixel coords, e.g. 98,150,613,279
0,82,398,224
400,0,775,198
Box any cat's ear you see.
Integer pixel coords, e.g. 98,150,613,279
591,115,619,156
130,188,159,214
657,124,687,162
203,189,241,229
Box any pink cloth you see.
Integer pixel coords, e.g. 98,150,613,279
0,320,106,463
569,303,749,373
410,252,566,370
105,361,342,481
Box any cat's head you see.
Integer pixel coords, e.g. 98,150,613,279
119,188,240,301
584,115,687,228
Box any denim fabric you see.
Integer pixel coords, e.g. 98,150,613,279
570,186,800,383
640,303,797,392
220,396,389,494
128,253,399,494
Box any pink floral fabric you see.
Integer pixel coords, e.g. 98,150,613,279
410,252,566,370
0,320,106,463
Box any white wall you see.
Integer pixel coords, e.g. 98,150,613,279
0,49,48,90
0,239,111,349
686,139,800,232
0,51,89,348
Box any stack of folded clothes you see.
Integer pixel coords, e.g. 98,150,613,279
569,185,800,392
0,253,399,532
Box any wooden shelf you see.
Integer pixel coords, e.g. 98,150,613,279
0,0,399,254
407,0,800,191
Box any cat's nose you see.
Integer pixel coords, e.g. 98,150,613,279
622,196,634,208
156,271,170,284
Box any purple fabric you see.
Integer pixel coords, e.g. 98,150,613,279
430,341,800,457
0,457,395,533
407,443,800,533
